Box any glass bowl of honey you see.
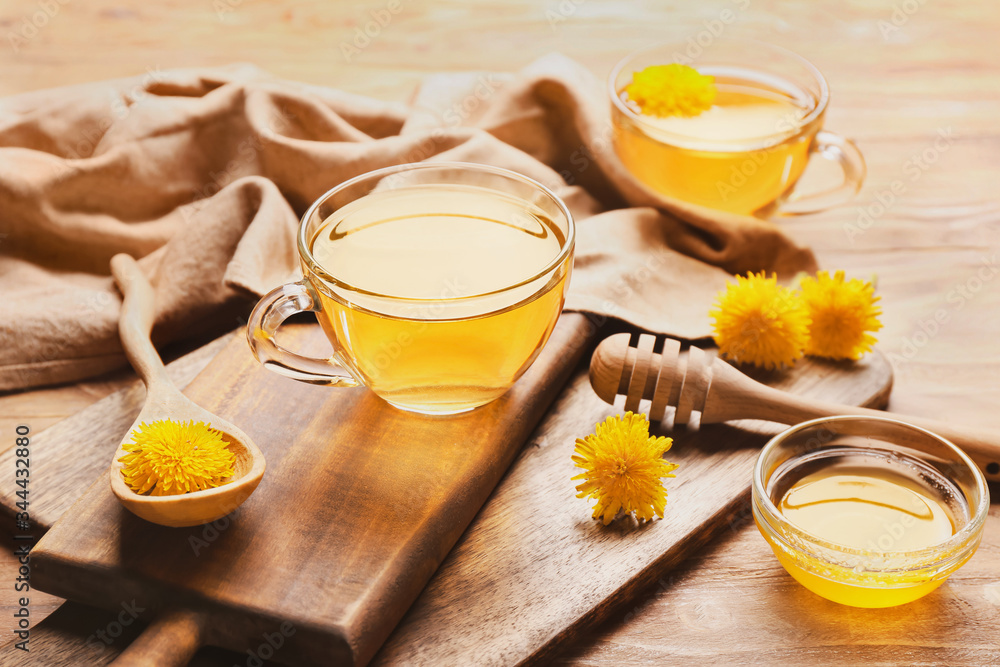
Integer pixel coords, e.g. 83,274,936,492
752,415,989,608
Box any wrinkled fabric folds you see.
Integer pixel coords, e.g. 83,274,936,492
0,56,815,390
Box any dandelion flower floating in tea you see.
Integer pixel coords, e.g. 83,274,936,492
800,270,882,360
119,419,236,496
572,412,678,525
625,63,717,118
710,271,811,370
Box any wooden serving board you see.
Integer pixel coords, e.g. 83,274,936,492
12,320,893,666
29,313,595,667
372,347,893,666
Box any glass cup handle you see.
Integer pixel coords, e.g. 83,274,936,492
777,130,866,216
246,280,360,387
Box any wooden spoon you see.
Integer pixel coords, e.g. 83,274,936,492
108,254,265,527
590,332,1000,483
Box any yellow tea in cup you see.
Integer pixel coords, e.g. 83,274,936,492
308,183,569,413
610,41,865,216
614,70,813,214
247,163,574,415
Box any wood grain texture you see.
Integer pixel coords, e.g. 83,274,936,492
370,349,892,666
0,602,280,667
0,0,998,664
0,334,232,531
589,332,1000,482
30,314,593,667
555,508,1000,667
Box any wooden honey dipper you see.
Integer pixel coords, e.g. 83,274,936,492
589,332,1000,483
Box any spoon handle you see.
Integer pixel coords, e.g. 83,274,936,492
111,254,173,393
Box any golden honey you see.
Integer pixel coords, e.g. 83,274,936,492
766,457,960,607
308,183,570,414
753,417,989,609
779,468,955,552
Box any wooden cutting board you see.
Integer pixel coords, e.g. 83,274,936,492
16,318,893,666
29,313,595,667
372,346,893,666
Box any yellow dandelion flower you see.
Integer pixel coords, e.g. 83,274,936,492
800,270,882,360
710,271,810,370
572,412,678,525
119,419,236,496
625,63,717,118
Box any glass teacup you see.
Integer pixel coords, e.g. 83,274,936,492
610,40,865,216
247,162,575,415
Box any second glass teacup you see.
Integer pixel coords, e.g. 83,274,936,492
247,162,575,415
610,40,865,216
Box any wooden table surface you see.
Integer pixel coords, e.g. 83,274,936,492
1,0,998,664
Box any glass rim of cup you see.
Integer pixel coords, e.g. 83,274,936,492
296,161,576,304
752,414,989,565
608,38,831,148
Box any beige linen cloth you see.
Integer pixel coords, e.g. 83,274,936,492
0,55,815,391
